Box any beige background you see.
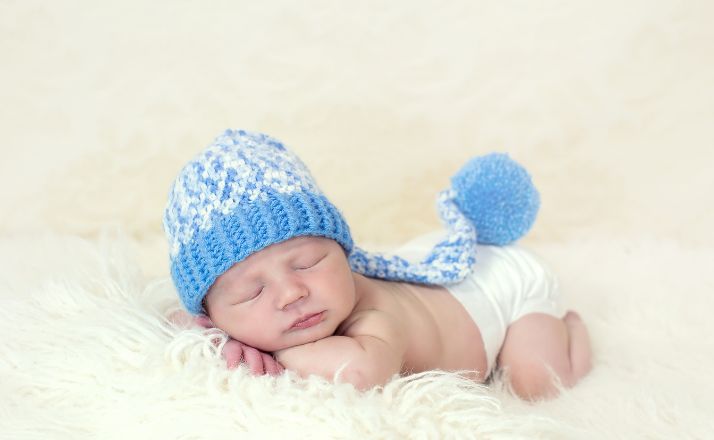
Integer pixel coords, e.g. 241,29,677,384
2,0,713,260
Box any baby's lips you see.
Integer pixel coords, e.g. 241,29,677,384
290,311,325,329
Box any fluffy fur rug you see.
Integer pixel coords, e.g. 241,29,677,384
2,0,713,438
1,233,712,438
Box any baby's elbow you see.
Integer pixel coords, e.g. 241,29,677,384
339,364,391,391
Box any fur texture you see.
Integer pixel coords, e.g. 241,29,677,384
1,233,713,438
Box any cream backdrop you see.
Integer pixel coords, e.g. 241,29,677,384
1,1,713,438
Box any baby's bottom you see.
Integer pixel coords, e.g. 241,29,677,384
397,232,591,398
445,244,564,378
497,311,591,400
445,245,591,399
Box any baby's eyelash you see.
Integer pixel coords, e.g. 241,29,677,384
232,286,262,304
296,255,326,270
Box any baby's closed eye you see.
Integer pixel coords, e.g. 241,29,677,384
294,254,326,270
230,285,263,304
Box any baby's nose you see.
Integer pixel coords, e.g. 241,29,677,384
277,278,308,310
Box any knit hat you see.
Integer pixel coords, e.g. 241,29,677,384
164,129,539,315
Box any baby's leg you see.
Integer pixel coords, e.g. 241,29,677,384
496,311,591,400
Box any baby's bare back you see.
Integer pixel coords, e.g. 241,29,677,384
344,275,489,382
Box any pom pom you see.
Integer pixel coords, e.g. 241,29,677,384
450,153,539,245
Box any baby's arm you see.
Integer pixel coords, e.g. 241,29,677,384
274,311,405,390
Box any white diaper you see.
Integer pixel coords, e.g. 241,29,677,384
397,232,564,377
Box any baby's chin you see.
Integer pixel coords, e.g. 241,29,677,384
249,336,320,353
269,325,339,352
222,316,340,352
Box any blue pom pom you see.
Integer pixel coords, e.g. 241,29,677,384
451,153,540,245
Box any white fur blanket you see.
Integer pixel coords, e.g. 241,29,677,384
1,233,712,438
2,0,713,438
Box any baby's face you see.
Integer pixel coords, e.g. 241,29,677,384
204,236,356,352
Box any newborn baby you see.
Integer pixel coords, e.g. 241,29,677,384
164,129,591,400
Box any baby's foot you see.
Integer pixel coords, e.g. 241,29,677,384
563,310,582,326
562,310,592,380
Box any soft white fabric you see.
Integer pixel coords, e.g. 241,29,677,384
2,233,713,438
0,233,569,438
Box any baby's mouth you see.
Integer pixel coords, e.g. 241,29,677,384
290,311,325,330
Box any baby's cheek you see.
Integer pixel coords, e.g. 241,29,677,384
228,318,279,350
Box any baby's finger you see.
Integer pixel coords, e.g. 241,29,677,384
222,339,244,369
241,346,265,375
194,315,214,328
262,353,281,376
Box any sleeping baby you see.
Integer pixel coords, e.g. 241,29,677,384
164,129,591,400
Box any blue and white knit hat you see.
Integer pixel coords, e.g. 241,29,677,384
164,129,539,315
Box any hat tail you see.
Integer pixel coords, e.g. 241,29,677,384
348,189,477,285
347,152,540,285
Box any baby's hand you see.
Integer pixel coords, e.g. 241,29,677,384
168,310,284,376
194,314,284,375
221,337,284,376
